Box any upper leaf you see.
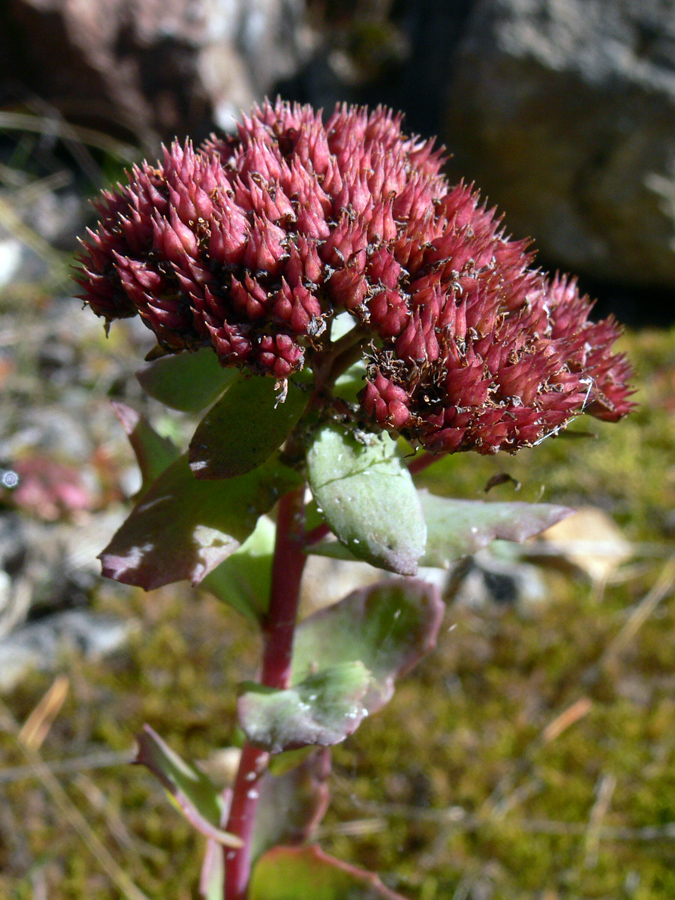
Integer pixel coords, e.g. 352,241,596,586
292,579,444,713
189,375,309,479
134,725,240,848
307,424,426,575
419,490,573,568
249,845,409,900
136,346,237,412
100,454,301,589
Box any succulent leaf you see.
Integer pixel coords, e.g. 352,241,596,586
100,454,301,589
249,845,409,900
189,375,310,479
307,424,426,575
137,346,237,412
134,725,240,848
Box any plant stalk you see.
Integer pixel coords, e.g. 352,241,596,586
223,486,307,900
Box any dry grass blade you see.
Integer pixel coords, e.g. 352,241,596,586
602,555,675,663
541,696,593,744
0,698,151,900
73,773,167,866
19,675,69,750
0,748,132,785
0,111,140,163
338,799,675,842
584,773,617,868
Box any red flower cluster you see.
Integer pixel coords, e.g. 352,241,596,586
78,98,632,454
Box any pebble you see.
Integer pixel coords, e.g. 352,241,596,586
0,610,135,692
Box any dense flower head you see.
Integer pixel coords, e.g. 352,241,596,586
77,98,633,454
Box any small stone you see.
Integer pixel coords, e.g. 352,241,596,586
0,610,134,693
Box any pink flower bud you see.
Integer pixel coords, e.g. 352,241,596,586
370,290,409,339
243,216,286,275
77,99,632,441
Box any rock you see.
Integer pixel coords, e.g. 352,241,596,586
0,238,25,290
301,548,544,616
443,0,675,291
0,510,126,638
526,506,633,583
0,514,31,639
448,549,547,611
0,0,313,145
0,609,134,693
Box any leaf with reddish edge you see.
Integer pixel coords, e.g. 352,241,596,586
292,579,445,713
201,515,275,624
189,375,310,480
307,492,574,569
136,346,238,411
111,401,180,496
249,845,409,900
251,748,331,861
307,424,426,576
418,490,574,568
100,454,301,589
134,725,241,848
238,662,371,754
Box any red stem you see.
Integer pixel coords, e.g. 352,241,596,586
304,521,331,546
224,486,307,900
407,449,447,475
261,486,307,687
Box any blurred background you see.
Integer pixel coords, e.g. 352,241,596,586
1,1,675,898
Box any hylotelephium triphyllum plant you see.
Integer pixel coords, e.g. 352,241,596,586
76,98,633,900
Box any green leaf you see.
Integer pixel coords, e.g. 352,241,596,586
135,725,241,848
419,490,573,568
251,748,331,861
111,401,180,495
307,424,426,575
239,581,443,753
304,539,362,562
238,662,371,754
292,579,444,713
249,845,409,900
136,347,238,412
100,454,301,589
201,515,275,624
189,375,310,479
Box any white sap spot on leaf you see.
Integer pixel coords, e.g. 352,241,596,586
103,542,155,577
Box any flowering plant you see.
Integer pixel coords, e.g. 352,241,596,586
77,99,632,900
